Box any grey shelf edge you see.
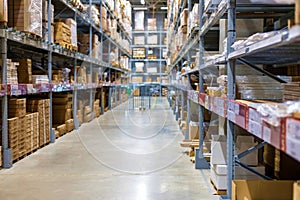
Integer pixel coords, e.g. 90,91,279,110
228,25,300,61
168,0,227,73
1,29,127,73
131,45,167,48
131,59,167,62
131,73,168,76
132,30,168,34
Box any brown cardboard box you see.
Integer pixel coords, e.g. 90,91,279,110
232,180,294,200
8,0,42,37
55,18,77,47
0,0,8,23
294,182,300,200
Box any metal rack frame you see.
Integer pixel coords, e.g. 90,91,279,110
0,0,132,168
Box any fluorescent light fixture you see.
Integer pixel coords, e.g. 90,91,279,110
140,0,145,4
133,7,147,10
160,6,168,10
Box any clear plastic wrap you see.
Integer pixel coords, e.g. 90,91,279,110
8,0,42,37
250,0,294,4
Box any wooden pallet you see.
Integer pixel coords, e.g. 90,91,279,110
23,31,42,39
56,42,72,50
210,179,227,195
133,56,146,59
72,45,78,51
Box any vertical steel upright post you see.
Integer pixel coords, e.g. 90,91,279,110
1,31,12,168
89,0,94,118
226,0,236,199
73,9,79,130
196,0,209,169
48,0,55,143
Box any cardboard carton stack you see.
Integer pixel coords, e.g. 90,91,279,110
78,33,100,58
188,4,199,36
8,117,19,160
13,59,32,84
283,82,300,101
54,22,72,49
84,105,92,122
65,119,74,132
25,112,39,154
101,6,109,33
94,99,101,117
148,18,157,31
56,18,78,51
52,93,73,136
6,59,18,84
8,0,42,37
27,99,50,146
8,98,27,158
0,0,8,25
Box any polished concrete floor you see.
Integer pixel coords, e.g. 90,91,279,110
0,98,218,200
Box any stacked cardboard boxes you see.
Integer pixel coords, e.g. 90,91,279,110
65,119,74,132
54,22,72,49
13,59,32,84
27,99,50,146
6,59,18,84
78,33,100,58
25,112,39,153
8,117,19,160
0,0,8,25
8,0,42,37
84,105,92,122
56,18,77,50
94,99,101,117
8,99,27,158
52,93,72,126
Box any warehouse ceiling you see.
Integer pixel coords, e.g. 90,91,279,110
129,0,168,12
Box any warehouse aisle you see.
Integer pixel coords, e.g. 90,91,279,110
0,98,217,200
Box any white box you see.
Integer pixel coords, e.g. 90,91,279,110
211,135,227,165
135,62,144,73
147,67,157,73
134,11,144,30
189,121,199,140
134,36,145,45
148,35,158,45
210,164,227,190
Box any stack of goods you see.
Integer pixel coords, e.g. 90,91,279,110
77,33,100,58
76,66,87,84
148,35,158,45
52,70,63,84
8,0,43,37
65,118,74,132
132,48,146,59
94,99,101,117
131,76,143,83
42,0,54,43
188,4,199,36
8,98,27,159
14,59,32,84
6,59,18,84
84,105,92,122
110,48,119,67
25,112,39,154
164,18,168,30
52,93,73,137
32,75,49,84
148,18,156,31
77,99,88,125
54,22,72,49
134,35,145,45
134,11,144,31
101,6,108,33
0,0,8,26
283,82,300,101
91,5,100,26
120,56,129,71
70,0,84,11
162,88,168,96
56,18,78,51
27,99,50,146
8,117,19,160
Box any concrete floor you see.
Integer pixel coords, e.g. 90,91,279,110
0,98,218,200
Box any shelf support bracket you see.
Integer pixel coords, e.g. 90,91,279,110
237,58,287,83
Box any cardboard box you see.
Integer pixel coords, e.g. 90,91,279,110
262,120,283,150
180,9,188,26
148,35,158,45
147,18,156,30
134,11,144,30
8,0,43,37
210,164,227,190
294,182,300,200
189,122,199,140
134,36,145,45
285,118,300,162
211,135,227,165
232,180,294,200
0,0,8,23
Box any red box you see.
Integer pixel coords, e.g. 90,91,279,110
262,120,285,150
199,93,206,106
227,100,249,129
285,118,300,162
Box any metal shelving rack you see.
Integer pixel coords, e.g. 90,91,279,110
167,0,299,199
130,11,167,97
0,0,132,168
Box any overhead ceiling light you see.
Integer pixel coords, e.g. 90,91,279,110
140,0,145,4
160,6,168,10
133,7,147,10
